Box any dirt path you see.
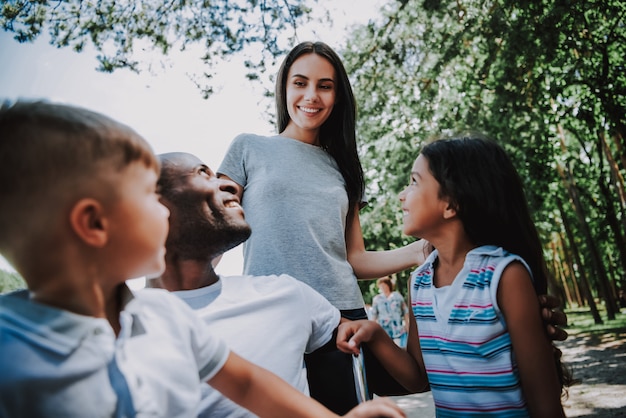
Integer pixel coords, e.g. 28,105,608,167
560,324,626,417
389,324,626,417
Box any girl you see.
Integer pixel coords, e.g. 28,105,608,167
337,135,571,417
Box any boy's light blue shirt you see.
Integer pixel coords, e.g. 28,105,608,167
0,285,229,417
0,289,118,417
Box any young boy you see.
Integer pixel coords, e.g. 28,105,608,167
0,100,406,418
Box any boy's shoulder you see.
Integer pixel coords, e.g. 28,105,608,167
0,288,114,355
0,289,119,417
0,289,110,339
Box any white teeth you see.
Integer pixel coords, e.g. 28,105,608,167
225,201,241,209
300,106,320,113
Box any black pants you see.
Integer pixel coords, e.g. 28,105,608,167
304,308,410,415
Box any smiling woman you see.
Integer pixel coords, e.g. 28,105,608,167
216,40,425,414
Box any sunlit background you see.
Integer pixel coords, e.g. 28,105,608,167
0,1,383,287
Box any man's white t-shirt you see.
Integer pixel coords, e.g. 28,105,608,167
174,274,341,418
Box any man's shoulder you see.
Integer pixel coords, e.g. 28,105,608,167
260,273,322,292
131,287,198,319
224,273,303,290
223,274,330,303
131,286,174,305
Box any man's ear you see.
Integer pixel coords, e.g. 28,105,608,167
69,198,108,247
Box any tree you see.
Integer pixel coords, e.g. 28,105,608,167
1,0,319,97
0,269,26,293
342,0,625,308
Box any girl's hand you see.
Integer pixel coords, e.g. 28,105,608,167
336,320,381,355
343,397,406,418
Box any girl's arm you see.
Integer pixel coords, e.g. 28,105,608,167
400,296,410,335
337,318,429,393
497,262,565,418
345,206,428,279
208,351,407,418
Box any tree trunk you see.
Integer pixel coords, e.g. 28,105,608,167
599,131,626,271
558,125,616,320
565,246,584,307
610,132,626,177
558,231,583,306
550,241,572,306
556,191,602,324
564,166,615,319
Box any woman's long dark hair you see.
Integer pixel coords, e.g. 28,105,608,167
275,41,364,213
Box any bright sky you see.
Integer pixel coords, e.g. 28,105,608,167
0,1,382,281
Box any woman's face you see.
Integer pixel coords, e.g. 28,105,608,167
283,53,337,140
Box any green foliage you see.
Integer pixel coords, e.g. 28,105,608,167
0,269,26,293
344,0,626,307
5,0,624,309
1,0,317,97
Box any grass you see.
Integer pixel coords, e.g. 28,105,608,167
564,305,626,335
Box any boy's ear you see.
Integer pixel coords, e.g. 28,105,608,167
443,201,458,220
69,198,108,247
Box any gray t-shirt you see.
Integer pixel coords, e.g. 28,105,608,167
218,134,365,310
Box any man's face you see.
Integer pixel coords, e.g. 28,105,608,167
159,153,251,260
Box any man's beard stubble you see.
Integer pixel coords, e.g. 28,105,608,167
168,207,251,261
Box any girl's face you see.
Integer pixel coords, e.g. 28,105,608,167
399,154,449,238
283,53,337,141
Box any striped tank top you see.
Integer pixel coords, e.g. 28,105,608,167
411,245,532,417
